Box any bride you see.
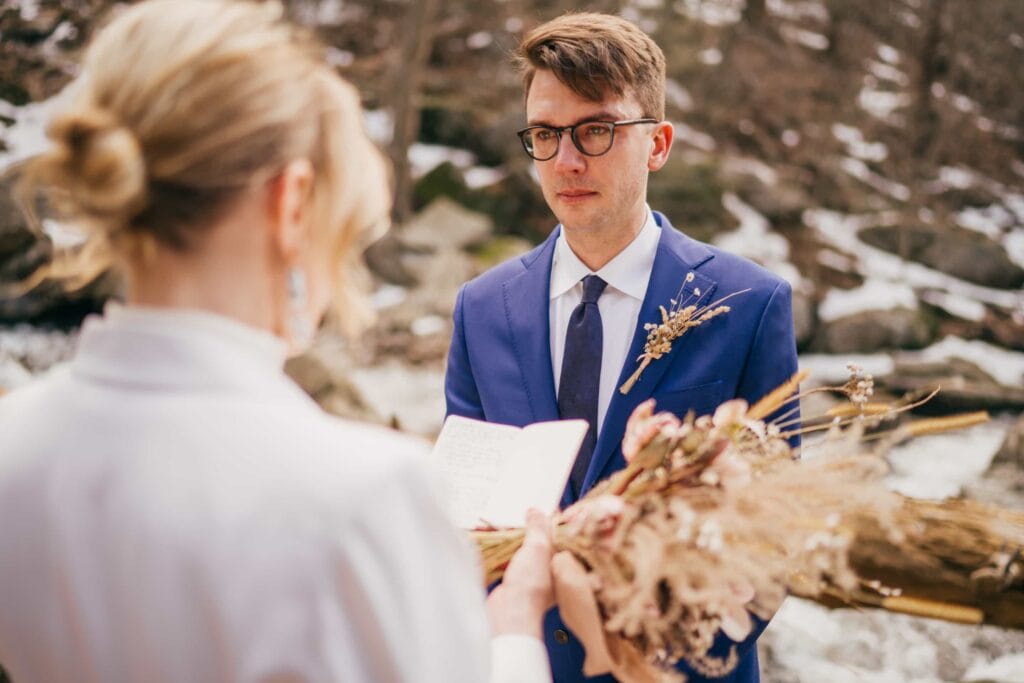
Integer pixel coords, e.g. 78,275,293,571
0,1,553,681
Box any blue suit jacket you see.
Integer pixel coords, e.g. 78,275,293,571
445,212,799,683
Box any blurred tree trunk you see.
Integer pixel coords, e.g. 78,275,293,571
798,497,1024,630
911,0,946,159
388,0,442,226
743,0,767,25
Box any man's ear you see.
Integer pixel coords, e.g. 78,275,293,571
267,159,315,262
648,121,674,172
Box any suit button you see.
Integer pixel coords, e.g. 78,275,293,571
554,629,569,644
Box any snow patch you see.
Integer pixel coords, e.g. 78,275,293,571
867,59,910,87
466,31,492,50
798,352,895,385
951,93,979,114
463,166,507,190
936,165,975,190
956,204,1014,239
363,109,394,145
0,90,75,171
832,123,888,162
964,652,1024,683
347,361,446,435
665,79,695,111
858,82,911,121
919,290,987,322
722,156,778,186
408,144,475,177
804,209,1022,310
840,157,911,201
698,48,723,66
716,193,800,285
818,279,917,322
371,285,407,310
815,248,856,273
877,44,901,64
780,25,829,50
767,0,829,22
673,0,743,26
886,418,1008,500
672,121,717,152
911,336,1024,388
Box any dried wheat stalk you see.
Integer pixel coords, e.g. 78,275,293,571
472,368,1024,678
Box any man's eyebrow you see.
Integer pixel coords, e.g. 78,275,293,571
526,111,623,127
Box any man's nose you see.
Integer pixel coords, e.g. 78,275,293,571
551,134,586,173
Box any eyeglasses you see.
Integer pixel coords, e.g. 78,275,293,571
516,118,658,161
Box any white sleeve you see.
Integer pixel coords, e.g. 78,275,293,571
490,635,553,683
321,456,495,682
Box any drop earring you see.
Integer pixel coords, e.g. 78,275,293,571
286,266,313,348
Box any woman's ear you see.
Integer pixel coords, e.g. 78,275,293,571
267,159,315,262
647,121,674,172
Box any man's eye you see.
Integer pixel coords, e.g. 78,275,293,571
580,124,610,138
534,129,556,142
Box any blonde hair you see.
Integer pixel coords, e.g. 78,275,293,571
17,0,388,336
516,12,666,120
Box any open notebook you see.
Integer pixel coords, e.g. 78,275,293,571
429,415,588,529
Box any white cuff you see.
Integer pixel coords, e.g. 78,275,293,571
489,634,552,683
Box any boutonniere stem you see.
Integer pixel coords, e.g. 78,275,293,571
619,278,749,395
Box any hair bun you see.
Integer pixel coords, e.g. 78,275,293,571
46,106,148,226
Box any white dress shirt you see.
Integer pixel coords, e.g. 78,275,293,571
0,306,549,683
550,209,660,435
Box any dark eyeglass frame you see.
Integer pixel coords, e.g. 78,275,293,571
516,118,659,161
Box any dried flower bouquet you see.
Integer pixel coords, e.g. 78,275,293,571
472,366,1024,680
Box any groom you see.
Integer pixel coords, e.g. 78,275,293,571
444,12,798,683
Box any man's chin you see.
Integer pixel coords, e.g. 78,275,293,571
553,201,602,231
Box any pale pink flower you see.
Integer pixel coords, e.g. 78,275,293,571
712,399,749,428
622,401,680,463
720,604,754,641
703,451,752,489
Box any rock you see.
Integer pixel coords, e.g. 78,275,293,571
877,358,1024,414
982,309,1024,351
729,173,813,227
791,287,816,349
401,196,493,252
860,225,1024,290
412,161,469,209
970,415,1024,509
0,267,120,325
461,167,553,240
811,308,934,354
0,176,36,257
284,344,382,424
363,233,418,287
647,157,731,244
991,414,1024,469
470,234,532,270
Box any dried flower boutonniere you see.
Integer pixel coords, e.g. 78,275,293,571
619,273,748,395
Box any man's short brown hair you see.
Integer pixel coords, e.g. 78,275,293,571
516,12,666,120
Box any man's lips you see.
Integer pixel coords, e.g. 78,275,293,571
557,189,598,201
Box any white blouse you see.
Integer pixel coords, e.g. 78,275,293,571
0,306,550,683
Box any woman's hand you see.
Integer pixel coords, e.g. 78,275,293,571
486,509,555,638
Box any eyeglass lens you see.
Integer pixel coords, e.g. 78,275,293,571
524,122,614,160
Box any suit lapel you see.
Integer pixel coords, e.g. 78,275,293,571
501,230,560,424
582,214,718,492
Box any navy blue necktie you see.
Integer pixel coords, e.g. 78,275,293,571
558,274,607,497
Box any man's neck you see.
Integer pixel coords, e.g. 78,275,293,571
561,206,648,271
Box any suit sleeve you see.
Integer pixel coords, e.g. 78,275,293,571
445,285,486,420
736,279,801,448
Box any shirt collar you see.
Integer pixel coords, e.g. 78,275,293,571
550,207,661,300
71,303,294,393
